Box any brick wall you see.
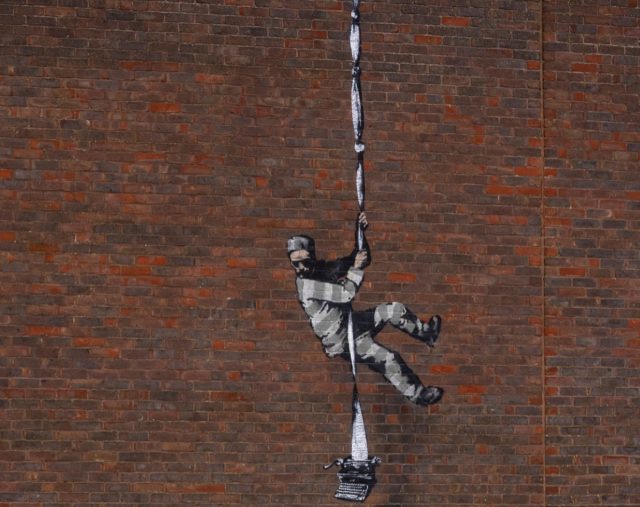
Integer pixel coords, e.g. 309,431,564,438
0,1,637,505
543,2,639,505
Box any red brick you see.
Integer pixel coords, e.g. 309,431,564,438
148,102,181,113
571,62,598,73
227,258,257,268
485,185,514,195
458,385,488,395
25,326,64,336
558,267,585,277
136,255,167,266
135,152,166,161
430,364,457,375
73,337,106,347
195,73,225,84
387,272,417,283
442,16,470,27
414,35,443,45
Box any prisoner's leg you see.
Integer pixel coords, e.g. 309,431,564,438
351,333,425,404
374,302,441,347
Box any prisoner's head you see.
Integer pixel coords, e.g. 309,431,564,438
287,235,316,277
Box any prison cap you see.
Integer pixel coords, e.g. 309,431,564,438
287,235,315,254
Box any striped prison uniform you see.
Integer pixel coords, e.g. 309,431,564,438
295,257,430,404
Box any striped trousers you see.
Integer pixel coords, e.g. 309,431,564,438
331,302,429,404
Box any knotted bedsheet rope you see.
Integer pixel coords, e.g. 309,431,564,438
347,0,368,463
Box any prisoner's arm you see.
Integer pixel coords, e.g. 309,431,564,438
298,268,364,303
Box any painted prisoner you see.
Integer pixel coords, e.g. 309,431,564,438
288,212,444,406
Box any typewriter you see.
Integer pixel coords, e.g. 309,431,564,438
324,456,381,502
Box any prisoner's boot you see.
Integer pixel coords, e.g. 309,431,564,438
416,386,444,406
420,315,441,348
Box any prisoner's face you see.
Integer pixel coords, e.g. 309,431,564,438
289,249,315,277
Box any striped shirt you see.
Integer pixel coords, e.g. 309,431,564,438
296,268,364,356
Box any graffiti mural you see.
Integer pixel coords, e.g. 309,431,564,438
287,215,444,406
287,0,444,501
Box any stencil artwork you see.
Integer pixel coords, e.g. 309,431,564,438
288,219,444,407
287,0,444,502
